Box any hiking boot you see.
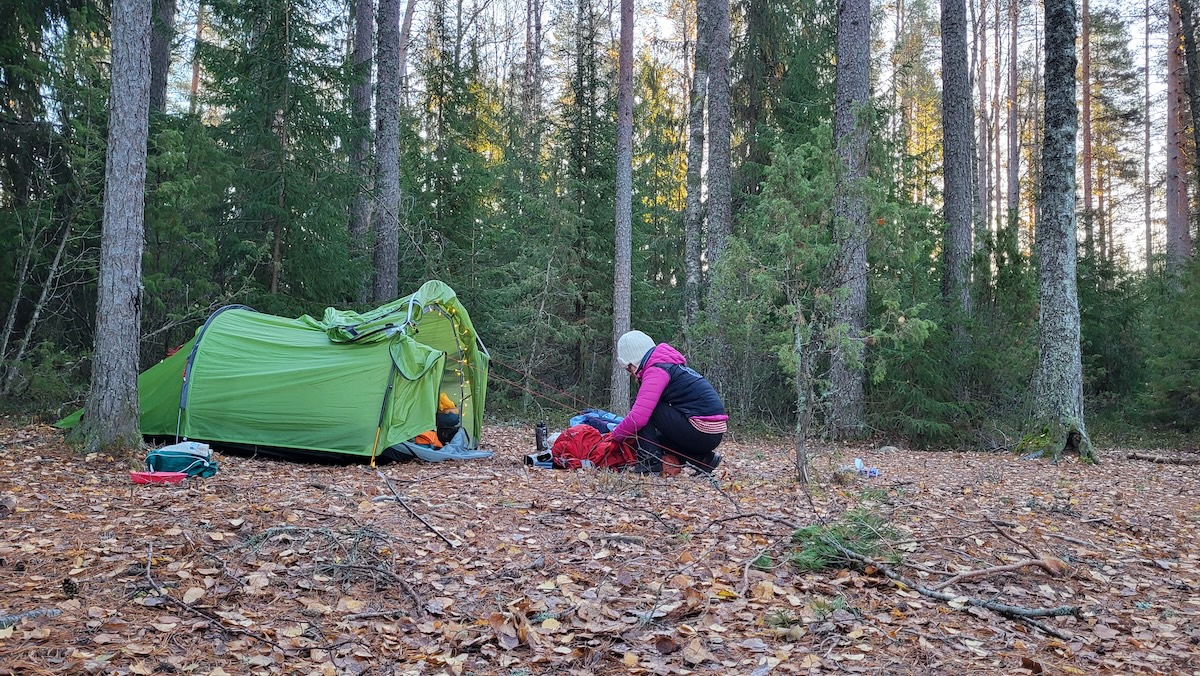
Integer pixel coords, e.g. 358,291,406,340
690,451,721,475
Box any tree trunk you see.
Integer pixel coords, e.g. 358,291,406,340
81,0,151,455
974,0,990,273
1032,0,1093,462
684,0,710,334
705,0,732,389
1180,0,1200,227
1007,0,1019,224
1080,0,1093,258
150,0,177,113
522,0,545,136
189,3,205,116
706,0,731,264
398,0,418,107
372,0,402,303
992,0,1001,257
610,0,633,413
349,0,375,300
830,0,870,438
1145,0,1152,274
1167,0,1192,276
941,0,973,316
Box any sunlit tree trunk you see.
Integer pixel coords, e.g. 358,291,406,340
610,0,633,413
830,0,870,437
189,3,204,116
941,0,973,316
1032,0,1093,462
1167,0,1192,276
81,0,151,455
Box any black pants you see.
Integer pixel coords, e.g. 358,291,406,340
636,404,723,472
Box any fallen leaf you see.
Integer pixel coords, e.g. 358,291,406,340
182,588,205,604
681,638,709,665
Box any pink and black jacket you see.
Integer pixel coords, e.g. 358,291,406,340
610,343,728,442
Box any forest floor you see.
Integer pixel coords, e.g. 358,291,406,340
1,420,1199,675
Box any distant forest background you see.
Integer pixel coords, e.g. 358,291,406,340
1,0,1198,450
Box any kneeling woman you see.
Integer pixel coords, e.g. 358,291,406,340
611,330,728,474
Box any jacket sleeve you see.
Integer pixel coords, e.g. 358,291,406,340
611,366,670,441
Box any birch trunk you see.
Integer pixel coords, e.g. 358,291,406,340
1,224,72,396
705,0,732,389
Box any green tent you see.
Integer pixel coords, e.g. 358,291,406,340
61,280,489,463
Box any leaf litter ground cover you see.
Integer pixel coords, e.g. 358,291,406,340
1,420,1198,675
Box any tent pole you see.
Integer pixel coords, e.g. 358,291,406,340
369,427,383,468
370,361,399,467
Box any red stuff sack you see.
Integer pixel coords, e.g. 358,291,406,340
550,425,637,470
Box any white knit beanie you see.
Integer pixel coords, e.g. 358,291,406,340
617,330,656,368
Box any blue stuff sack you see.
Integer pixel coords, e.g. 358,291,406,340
146,441,219,478
569,408,625,433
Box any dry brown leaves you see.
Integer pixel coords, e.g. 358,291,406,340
1,421,1199,675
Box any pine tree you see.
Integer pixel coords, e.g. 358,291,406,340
81,0,151,454
610,0,634,412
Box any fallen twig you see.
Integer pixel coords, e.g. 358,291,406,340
376,471,457,548
1125,452,1200,466
0,608,62,630
144,545,291,652
696,512,801,535
826,540,1080,637
599,534,646,544
987,516,1041,559
1041,532,1098,548
927,558,1066,591
345,609,412,621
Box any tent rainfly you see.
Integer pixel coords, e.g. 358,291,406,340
60,280,490,464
